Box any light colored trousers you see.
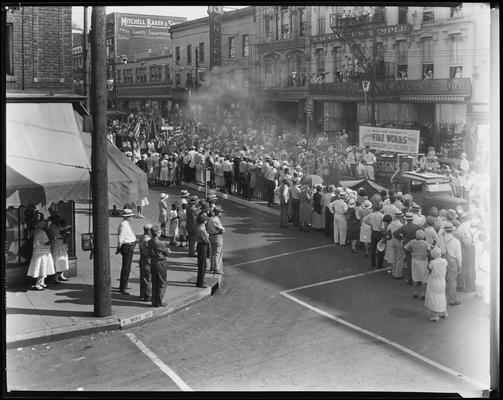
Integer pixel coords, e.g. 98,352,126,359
209,234,224,272
333,213,347,244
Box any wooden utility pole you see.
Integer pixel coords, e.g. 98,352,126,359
90,6,112,317
370,35,377,127
195,47,199,89
83,6,89,111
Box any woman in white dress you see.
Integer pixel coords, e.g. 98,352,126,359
47,215,70,283
27,219,55,290
356,200,373,257
425,247,448,321
159,155,170,186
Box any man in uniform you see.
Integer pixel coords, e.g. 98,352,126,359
147,225,170,307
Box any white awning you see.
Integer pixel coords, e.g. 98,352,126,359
6,103,91,208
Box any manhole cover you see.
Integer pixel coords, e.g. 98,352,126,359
388,307,418,319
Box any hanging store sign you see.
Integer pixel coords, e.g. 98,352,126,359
359,126,419,155
209,7,223,70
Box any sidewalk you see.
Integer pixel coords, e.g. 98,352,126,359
6,183,278,348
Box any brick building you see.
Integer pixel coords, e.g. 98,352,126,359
5,6,74,93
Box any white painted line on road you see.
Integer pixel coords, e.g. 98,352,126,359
279,291,487,390
124,332,193,391
227,243,336,268
282,268,391,293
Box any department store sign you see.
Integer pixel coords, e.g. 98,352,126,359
359,126,420,154
312,24,411,44
310,78,471,96
115,13,186,37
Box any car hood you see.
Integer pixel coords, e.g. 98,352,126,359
425,193,468,206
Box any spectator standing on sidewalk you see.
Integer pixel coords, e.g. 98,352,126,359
404,229,433,299
329,191,349,245
290,178,301,227
47,214,70,283
147,225,170,307
278,179,290,228
116,208,137,295
362,204,384,268
195,213,210,288
425,247,448,321
138,224,152,302
186,195,200,257
27,219,56,291
207,206,225,275
158,193,169,238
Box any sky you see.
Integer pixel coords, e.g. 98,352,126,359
72,6,245,29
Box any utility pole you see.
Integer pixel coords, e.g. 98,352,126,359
370,34,377,127
83,6,89,111
90,6,112,317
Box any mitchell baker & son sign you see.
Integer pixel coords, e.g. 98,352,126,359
359,126,419,155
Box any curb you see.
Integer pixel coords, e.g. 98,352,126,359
6,276,221,349
182,182,280,216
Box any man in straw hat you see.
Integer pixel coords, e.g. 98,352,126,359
207,206,225,275
116,208,136,295
437,221,462,305
186,195,200,257
393,212,422,285
148,225,171,307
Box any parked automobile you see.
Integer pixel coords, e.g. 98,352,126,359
398,171,468,211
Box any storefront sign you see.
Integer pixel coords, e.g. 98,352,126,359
111,13,186,38
359,126,419,154
312,24,410,44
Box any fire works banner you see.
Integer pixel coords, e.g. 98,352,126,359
359,126,420,155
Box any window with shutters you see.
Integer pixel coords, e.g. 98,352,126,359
198,42,205,63
187,44,192,64
229,37,236,58
396,40,408,80
421,38,433,79
423,7,434,22
175,47,180,65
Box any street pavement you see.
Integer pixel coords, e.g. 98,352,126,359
5,181,491,395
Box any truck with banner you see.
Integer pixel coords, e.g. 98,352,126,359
359,125,420,186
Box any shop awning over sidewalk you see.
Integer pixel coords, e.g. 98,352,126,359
75,113,149,208
6,103,91,208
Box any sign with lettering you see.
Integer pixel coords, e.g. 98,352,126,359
312,24,411,44
209,10,222,70
119,310,153,327
111,13,186,38
359,126,419,155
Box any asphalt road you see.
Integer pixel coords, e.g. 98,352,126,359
6,185,490,395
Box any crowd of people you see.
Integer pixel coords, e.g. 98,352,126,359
116,192,226,308
105,108,491,316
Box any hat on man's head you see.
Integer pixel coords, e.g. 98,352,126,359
207,194,218,202
188,195,199,204
122,208,134,218
180,190,189,197
443,221,455,232
404,212,414,221
199,202,210,212
213,206,224,214
150,225,161,235
411,203,421,212
160,193,168,199
395,210,404,217
362,200,372,210
396,191,403,198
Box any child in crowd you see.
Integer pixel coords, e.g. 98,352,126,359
404,229,433,299
168,203,179,246
425,247,448,321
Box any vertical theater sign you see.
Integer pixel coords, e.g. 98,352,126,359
208,6,224,71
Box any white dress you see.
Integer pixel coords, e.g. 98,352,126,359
27,228,55,278
48,224,69,273
425,258,447,312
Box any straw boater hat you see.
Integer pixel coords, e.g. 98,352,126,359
404,212,414,221
444,221,455,232
362,200,372,210
395,210,404,218
188,195,199,204
180,190,189,198
160,193,168,199
122,208,134,218
411,203,421,212
207,194,218,202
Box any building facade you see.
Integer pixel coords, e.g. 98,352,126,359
306,4,490,158
105,12,186,110
5,6,74,93
252,6,311,132
169,7,256,128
